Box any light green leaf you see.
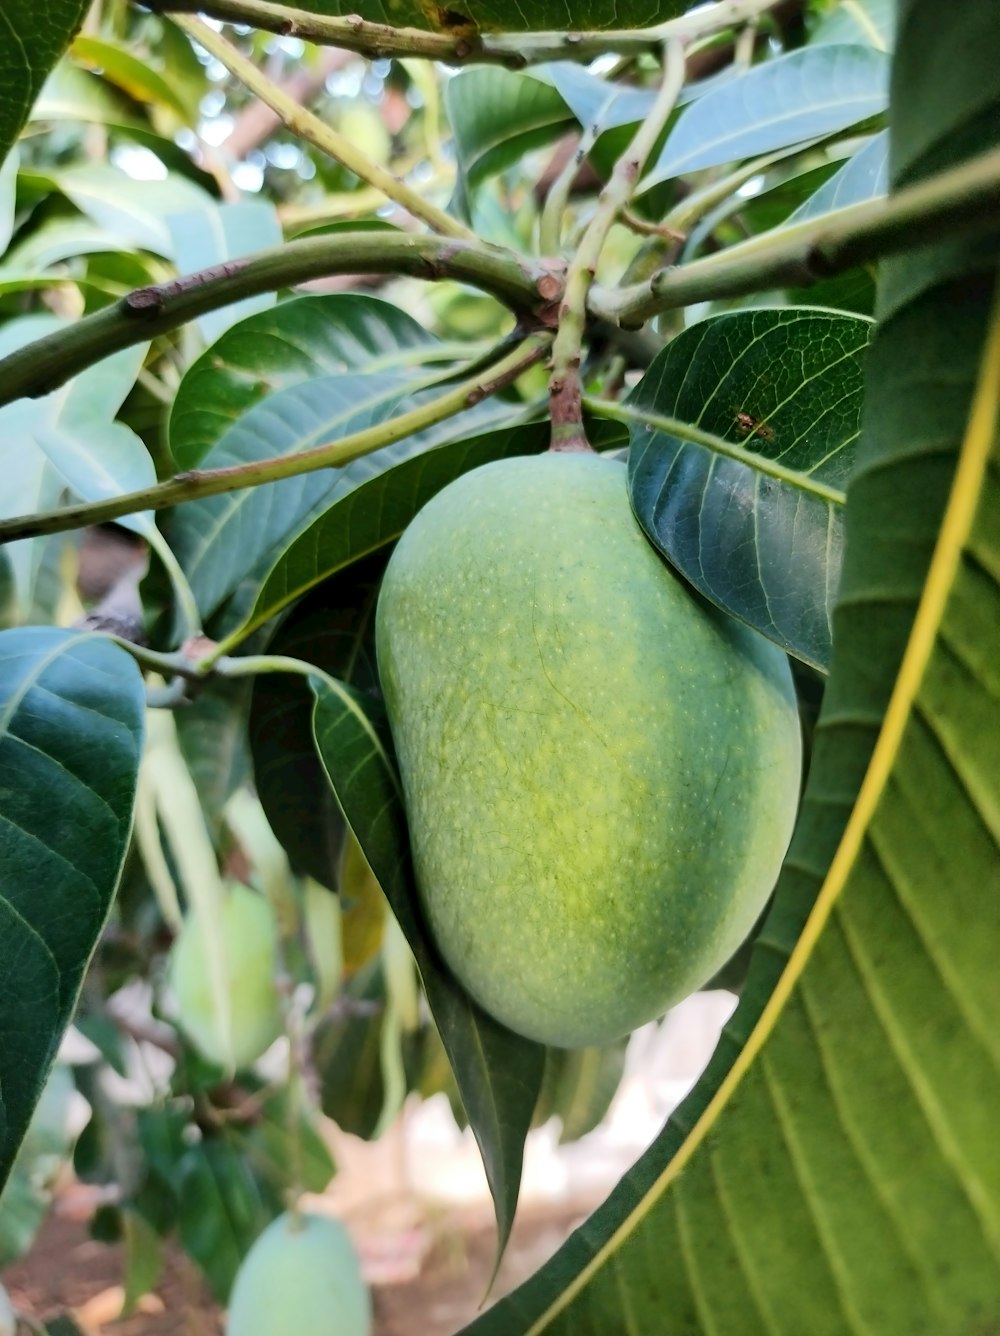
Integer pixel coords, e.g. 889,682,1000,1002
446,68,571,218
811,0,896,50
0,628,144,1194
786,130,888,223
0,0,90,169
38,161,213,257
626,308,872,671
69,34,192,121
166,201,283,346
168,294,437,470
646,45,889,187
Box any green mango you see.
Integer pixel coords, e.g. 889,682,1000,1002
226,1211,371,1336
376,453,802,1048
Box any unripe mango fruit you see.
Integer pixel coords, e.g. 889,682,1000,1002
376,454,802,1048
169,881,282,1070
226,1211,371,1336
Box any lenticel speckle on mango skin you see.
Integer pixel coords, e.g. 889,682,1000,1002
375,452,802,1048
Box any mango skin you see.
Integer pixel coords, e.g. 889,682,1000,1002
376,454,802,1048
226,1211,371,1336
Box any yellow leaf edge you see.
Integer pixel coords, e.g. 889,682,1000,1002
525,287,1000,1335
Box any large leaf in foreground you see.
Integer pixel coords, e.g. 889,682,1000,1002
311,677,545,1264
0,0,90,169
466,1,1000,1326
627,307,872,671
0,628,144,1192
168,294,437,470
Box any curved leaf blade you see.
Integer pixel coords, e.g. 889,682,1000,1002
0,628,144,1192
310,676,545,1266
248,553,385,890
0,0,90,168
166,370,520,636
787,130,888,224
626,307,873,671
168,294,437,470
646,45,889,187
446,68,571,219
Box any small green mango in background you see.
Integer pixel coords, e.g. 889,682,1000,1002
170,881,283,1070
376,453,802,1048
226,1211,371,1336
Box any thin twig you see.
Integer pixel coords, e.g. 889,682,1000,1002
0,334,552,542
548,40,687,452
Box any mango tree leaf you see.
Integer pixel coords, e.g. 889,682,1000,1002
248,553,385,890
626,308,873,672
446,68,571,219
312,959,388,1139
532,1042,628,1145
0,628,144,1193
168,294,437,470
69,35,192,121
164,372,520,636
544,64,656,136
646,45,890,188
786,130,888,224
0,0,90,169
227,421,550,651
311,676,545,1265
812,0,896,49
166,201,283,347
176,1137,274,1301
35,162,213,256
463,1,1000,1326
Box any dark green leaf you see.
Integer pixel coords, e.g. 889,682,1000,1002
168,293,436,470
646,45,889,187
230,421,550,650
626,307,873,671
248,553,385,889
243,1087,336,1195
310,677,545,1264
176,1138,274,1302
313,959,388,1139
0,628,144,1192
174,678,252,838
0,0,90,169
165,371,518,636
